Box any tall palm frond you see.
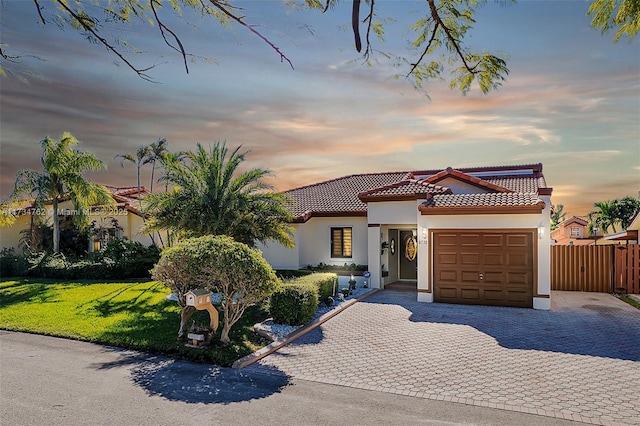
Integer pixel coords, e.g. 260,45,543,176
143,141,294,248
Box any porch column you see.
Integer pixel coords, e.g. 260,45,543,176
535,192,552,310
417,219,433,302
367,225,382,289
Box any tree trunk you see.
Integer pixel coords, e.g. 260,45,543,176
219,323,230,346
150,163,155,194
52,197,60,253
178,305,196,338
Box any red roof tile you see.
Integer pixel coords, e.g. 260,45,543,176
285,172,409,217
358,180,452,201
285,164,550,220
421,192,545,209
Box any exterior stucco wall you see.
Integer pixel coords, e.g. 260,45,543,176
367,201,417,225
298,217,368,268
0,215,31,251
255,225,300,270
259,217,369,270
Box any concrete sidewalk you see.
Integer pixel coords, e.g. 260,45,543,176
248,291,640,425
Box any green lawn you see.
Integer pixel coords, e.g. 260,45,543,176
0,278,270,366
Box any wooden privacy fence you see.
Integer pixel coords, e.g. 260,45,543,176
551,245,640,294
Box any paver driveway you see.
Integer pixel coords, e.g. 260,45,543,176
248,291,640,425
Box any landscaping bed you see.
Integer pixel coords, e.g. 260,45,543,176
256,276,374,341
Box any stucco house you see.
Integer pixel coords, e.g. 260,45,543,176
551,216,603,246
0,186,160,252
258,163,553,310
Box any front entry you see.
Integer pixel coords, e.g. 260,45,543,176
399,230,418,280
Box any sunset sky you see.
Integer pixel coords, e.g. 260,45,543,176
1,0,638,217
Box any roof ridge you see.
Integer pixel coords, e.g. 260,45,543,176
422,168,514,194
359,178,448,197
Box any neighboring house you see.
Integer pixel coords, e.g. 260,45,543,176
0,186,160,252
551,216,603,246
259,163,553,310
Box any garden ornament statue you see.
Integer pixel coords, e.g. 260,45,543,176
348,274,357,291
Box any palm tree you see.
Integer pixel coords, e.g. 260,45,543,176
114,145,151,200
11,133,114,253
588,200,619,235
146,138,168,194
143,142,294,248
616,196,640,230
158,150,188,193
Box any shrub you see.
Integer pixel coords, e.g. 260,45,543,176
306,263,368,272
275,269,313,279
3,239,158,280
65,259,114,280
269,272,337,326
270,283,319,326
30,252,69,279
152,235,281,345
0,248,29,277
286,272,338,302
95,239,160,278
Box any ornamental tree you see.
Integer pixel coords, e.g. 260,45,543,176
151,235,281,345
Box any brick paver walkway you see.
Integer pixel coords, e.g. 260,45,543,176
248,291,640,425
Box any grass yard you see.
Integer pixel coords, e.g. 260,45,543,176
619,295,640,310
0,278,271,366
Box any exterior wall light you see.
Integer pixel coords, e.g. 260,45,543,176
538,223,545,240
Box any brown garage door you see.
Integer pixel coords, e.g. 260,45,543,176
433,230,534,308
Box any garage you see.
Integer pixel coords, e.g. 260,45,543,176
432,230,535,308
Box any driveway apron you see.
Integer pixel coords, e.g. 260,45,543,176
248,290,640,425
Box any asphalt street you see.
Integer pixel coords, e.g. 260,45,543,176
0,331,584,426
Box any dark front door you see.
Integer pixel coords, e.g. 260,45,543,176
399,230,418,280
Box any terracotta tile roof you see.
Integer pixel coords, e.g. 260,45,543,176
420,168,514,193
284,164,551,220
556,215,589,227
285,172,409,217
102,185,150,215
482,175,547,193
419,193,545,213
358,180,452,201
104,186,149,199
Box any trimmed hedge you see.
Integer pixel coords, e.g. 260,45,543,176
275,269,314,280
269,272,338,326
288,272,337,302
270,283,318,326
